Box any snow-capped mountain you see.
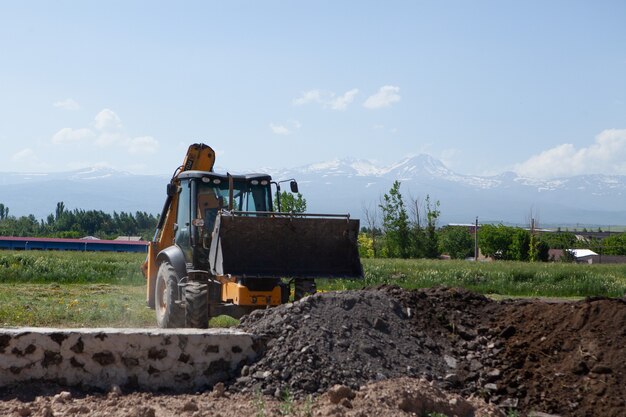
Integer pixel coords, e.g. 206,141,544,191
1,157,625,226
0,168,168,219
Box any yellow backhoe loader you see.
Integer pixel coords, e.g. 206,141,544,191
142,143,363,328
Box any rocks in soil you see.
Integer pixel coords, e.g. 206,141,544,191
1,284,624,417
234,290,448,396
233,285,626,417
327,385,356,404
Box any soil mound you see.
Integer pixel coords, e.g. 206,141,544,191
235,290,444,396
235,286,626,417
316,377,503,417
492,296,626,416
2,286,624,416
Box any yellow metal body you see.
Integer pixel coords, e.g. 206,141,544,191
222,281,282,307
144,142,290,311
143,143,216,307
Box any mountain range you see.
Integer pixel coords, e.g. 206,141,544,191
1,155,625,227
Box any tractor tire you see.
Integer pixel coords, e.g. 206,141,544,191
279,281,291,304
185,281,209,329
155,262,185,328
294,279,317,301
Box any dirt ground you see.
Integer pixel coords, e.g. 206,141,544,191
1,286,625,417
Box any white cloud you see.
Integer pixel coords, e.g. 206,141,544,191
363,85,401,109
50,108,159,155
515,129,626,178
53,98,80,111
270,120,302,136
52,127,95,144
128,136,159,154
330,89,359,111
293,90,323,106
10,147,50,170
11,148,35,162
293,88,359,110
270,123,291,135
94,108,123,131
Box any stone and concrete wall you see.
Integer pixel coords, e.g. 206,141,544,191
0,328,259,391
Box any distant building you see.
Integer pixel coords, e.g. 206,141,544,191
0,236,148,253
549,249,598,264
114,236,143,241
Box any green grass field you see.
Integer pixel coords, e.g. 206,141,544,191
323,258,626,297
0,251,625,327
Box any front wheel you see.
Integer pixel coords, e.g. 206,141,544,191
155,262,185,328
185,281,209,328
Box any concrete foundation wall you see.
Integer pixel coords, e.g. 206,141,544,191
0,328,259,391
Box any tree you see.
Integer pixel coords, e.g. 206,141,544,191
602,232,626,255
407,194,440,259
379,180,410,258
509,228,531,261
362,202,380,257
274,191,307,213
0,204,8,220
357,233,375,258
423,195,440,258
479,224,523,260
539,232,577,250
407,195,424,258
438,226,473,259
478,224,550,261
55,201,65,221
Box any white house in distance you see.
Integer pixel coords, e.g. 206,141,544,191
549,249,599,264
569,249,598,264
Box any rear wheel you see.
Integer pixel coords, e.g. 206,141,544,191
185,281,209,328
155,262,185,328
294,279,317,301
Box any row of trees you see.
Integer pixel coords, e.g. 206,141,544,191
0,202,158,240
358,181,626,260
2,186,625,258
360,180,441,259
0,191,307,241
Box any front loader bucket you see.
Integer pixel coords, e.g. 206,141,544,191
208,213,363,279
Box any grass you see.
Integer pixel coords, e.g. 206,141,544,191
320,258,626,298
0,283,154,327
0,251,145,284
1,250,625,327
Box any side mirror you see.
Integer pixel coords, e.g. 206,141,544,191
166,183,177,197
290,180,299,193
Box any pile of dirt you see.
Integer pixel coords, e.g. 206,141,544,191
315,378,503,417
491,296,626,416
1,286,625,417
376,286,505,394
234,285,626,416
233,287,503,397
234,290,447,395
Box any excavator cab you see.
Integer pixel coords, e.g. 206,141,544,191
144,144,363,329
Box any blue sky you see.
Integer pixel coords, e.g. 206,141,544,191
1,1,625,178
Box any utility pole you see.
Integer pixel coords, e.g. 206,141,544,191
474,216,479,261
